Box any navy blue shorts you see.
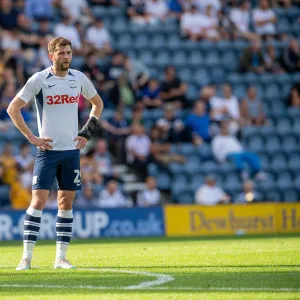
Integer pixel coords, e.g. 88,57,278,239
32,149,81,191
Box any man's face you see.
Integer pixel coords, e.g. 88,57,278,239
49,45,72,71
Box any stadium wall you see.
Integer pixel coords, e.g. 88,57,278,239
0,204,299,241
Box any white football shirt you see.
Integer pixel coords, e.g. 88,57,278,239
17,67,97,151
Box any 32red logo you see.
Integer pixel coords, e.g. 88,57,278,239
46,94,80,105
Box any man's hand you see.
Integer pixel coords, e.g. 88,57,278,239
28,136,53,150
74,136,87,149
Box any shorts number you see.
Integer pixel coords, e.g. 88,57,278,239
74,170,81,186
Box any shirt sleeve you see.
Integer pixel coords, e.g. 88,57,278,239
16,73,41,103
80,72,97,100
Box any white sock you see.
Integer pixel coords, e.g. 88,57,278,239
23,207,43,260
56,210,73,260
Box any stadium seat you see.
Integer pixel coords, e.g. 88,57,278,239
169,162,185,175
194,69,211,86
282,189,299,203
270,154,287,172
210,68,225,85
247,135,264,152
282,135,298,152
276,172,294,190
205,51,220,66
184,156,201,175
156,172,171,190
175,191,194,204
222,51,238,71
264,190,282,202
196,144,213,160
265,136,281,153
0,185,10,207
277,118,292,134
147,163,159,177
189,51,204,65
177,143,195,156
200,161,218,174
173,51,188,68
191,174,205,191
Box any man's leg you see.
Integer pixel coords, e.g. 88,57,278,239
16,190,49,271
227,153,245,172
242,152,261,176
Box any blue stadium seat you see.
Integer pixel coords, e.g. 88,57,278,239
156,172,171,190
292,118,300,134
264,83,281,99
233,84,247,99
194,69,211,86
282,189,298,203
210,68,225,85
167,34,182,48
147,163,159,177
265,135,281,153
277,118,292,134
174,191,194,204
288,153,300,173
177,143,195,156
179,68,193,82
222,51,238,71
169,163,184,175
155,51,171,67
200,161,218,174
171,181,186,195
264,190,282,202
0,185,10,207
191,174,205,191
205,51,220,66
173,51,188,68
276,172,294,190
140,51,154,65
282,135,298,153
187,84,198,100
117,34,132,50
247,135,264,152
218,163,236,174
270,154,287,172
196,144,213,160
151,34,166,50
184,156,201,175
189,51,204,65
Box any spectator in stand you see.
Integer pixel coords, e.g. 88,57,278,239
181,5,205,41
271,0,292,8
282,39,300,73
142,78,162,109
195,175,230,205
25,0,54,21
15,143,34,172
160,66,187,108
9,173,31,210
94,139,121,182
168,0,184,17
86,17,112,56
54,14,82,52
202,4,221,41
98,180,128,208
264,44,284,73
241,86,267,126
127,0,146,23
17,14,39,50
253,0,277,39
185,101,211,145
36,18,54,40
137,176,161,206
144,0,169,23
0,0,19,30
287,82,300,109
193,0,221,16
103,51,126,83
75,184,99,208
230,0,258,41
44,190,58,209
61,0,91,24
240,39,266,73
124,55,150,92
126,124,151,179
210,84,240,135
235,180,261,203
109,72,137,108
0,143,17,185
0,162,4,185
150,125,185,165
212,121,265,179
156,104,188,143
81,51,104,83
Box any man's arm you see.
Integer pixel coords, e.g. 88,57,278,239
7,97,53,150
75,93,104,149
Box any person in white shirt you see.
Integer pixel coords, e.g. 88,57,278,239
253,0,277,38
54,15,82,52
195,175,230,205
137,176,161,207
61,0,91,24
230,0,258,40
181,5,212,40
145,0,169,23
210,84,240,135
98,180,128,208
86,18,112,55
192,0,221,17
8,37,104,271
126,124,151,179
212,121,262,178
15,143,34,172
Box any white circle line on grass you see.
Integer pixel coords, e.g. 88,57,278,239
0,268,174,290
79,268,174,289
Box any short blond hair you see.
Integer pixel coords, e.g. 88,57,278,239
48,37,72,54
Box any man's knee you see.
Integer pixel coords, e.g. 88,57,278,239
57,191,76,210
31,189,50,210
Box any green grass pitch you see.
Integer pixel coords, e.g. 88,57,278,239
0,235,299,299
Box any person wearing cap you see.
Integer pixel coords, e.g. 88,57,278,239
195,175,231,205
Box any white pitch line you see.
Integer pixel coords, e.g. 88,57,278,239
79,268,174,289
0,284,299,292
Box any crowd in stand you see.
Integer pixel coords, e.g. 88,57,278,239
0,0,299,209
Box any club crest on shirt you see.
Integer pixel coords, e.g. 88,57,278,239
69,80,77,88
